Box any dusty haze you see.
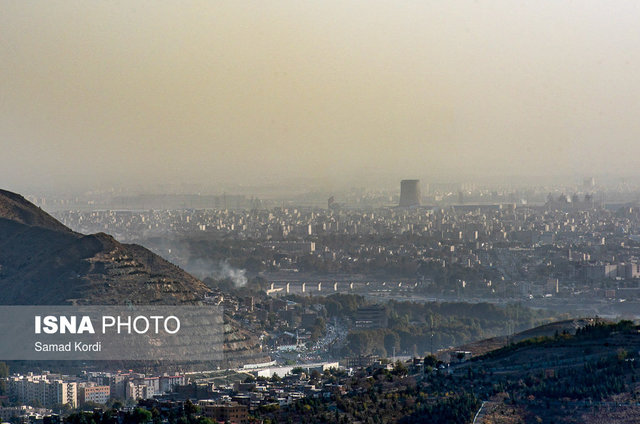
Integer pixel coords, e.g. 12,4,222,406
1,1,640,194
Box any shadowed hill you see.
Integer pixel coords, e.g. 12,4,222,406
0,189,269,367
448,321,640,423
439,318,599,359
0,190,71,233
0,210,210,304
0,189,212,304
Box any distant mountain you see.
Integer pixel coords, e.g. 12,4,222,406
0,189,210,304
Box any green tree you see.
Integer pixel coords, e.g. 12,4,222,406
131,408,152,424
392,361,408,376
423,355,439,368
184,399,199,416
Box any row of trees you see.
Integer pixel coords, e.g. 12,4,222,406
255,365,480,423
65,400,220,424
334,296,555,356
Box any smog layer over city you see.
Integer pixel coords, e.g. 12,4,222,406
2,2,640,424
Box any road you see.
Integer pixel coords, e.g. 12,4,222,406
472,401,487,424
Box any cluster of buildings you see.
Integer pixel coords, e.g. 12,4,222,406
230,296,333,356
2,363,345,422
54,200,640,302
5,373,77,409
582,262,640,280
0,405,53,423
2,351,467,424
3,371,186,409
160,362,344,419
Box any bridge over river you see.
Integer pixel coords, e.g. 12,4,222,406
265,280,419,296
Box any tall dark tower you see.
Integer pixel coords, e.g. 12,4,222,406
399,179,420,207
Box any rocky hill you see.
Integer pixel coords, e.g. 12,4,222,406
0,189,71,233
0,189,210,304
0,189,268,367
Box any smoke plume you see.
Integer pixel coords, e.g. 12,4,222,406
211,260,248,288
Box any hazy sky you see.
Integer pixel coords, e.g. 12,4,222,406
2,1,640,194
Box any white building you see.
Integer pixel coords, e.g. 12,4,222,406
7,375,77,408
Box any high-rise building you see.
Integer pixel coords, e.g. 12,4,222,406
7,375,77,408
79,385,110,405
399,180,420,207
583,177,595,189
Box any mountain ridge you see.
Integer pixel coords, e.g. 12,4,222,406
0,189,212,304
0,189,71,233
0,189,269,367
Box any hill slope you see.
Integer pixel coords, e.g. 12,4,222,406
251,320,640,424
0,189,70,233
439,318,598,359
450,320,640,423
0,191,210,304
0,189,268,366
